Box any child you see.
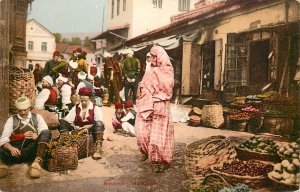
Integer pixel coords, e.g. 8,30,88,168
112,102,125,133
121,101,136,137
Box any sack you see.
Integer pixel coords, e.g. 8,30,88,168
47,143,78,172
72,131,96,160
201,104,224,128
31,109,59,129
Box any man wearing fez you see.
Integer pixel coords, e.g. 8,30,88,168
44,50,60,80
58,87,105,160
0,97,51,179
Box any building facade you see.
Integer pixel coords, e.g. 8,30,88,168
26,19,56,68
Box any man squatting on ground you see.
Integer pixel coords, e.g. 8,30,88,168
0,97,51,179
58,87,105,160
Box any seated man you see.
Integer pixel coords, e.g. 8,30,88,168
58,87,105,160
0,97,51,179
34,75,58,111
121,101,136,137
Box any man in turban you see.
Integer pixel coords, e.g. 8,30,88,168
0,97,51,179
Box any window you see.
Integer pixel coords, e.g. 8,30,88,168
153,0,162,8
179,0,190,11
28,41,33,50
224,44,248,95
41,42,47,52
111,0,114,18
117,0,120,15
123,0,126,11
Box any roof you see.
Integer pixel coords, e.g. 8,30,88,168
125,0,279,46
91,24,130,40
27,18,55,38
56,43,91,54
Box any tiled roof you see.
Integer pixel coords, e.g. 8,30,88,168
56,43,91,55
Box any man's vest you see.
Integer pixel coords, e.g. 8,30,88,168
9,113,38,141
128,110,137,126
45,87,58,106
74,104,96,127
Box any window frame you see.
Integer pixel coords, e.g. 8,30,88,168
123,0,126,11
28,41,34,50
111,0,114,19
117,0,120,15
41,42,47,52
179,0,190,11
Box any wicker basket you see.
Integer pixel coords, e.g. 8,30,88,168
229,119,248,132
210,166,269,189
184,136,236,179
9,67,35,114
235,147,280,163
262,115,294,137
47,144,78,172
202,173,232,191
268,173,300,191
71,130,96,160
202,104,224,128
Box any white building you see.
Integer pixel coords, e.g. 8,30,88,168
26,19,56,69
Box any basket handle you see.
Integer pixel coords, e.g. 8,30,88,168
202,173,232,188
202,139,224,151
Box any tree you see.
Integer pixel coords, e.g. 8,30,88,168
53,33,62,43
83,36,91,47
71,37,82,45
61,38,71,44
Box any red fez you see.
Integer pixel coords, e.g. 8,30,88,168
78,87,92,96
82,51,87,56
76,48,82,53
35,63,40,67
114,102,123,109
124,101,133,108
53,51,60,56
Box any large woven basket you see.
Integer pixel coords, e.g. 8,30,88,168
184,136,236,178
9,66,35,114
235,147,281,163
71,130,96,159
262,115,294,137
47,144,78,172
201,104,224,128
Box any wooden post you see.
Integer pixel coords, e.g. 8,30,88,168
279,36,290,94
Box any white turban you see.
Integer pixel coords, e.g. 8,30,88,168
15,97,31,110
42,75,53,86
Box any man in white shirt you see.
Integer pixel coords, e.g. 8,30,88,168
0,97,51,179
56,74,73,110
58,87,105,160
34,75,58,111
121,101,136,137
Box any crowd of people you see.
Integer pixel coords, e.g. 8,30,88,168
0,45,175,179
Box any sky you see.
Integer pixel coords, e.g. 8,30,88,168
28,0,106,34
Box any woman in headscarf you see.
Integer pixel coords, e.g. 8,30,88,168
135,45,174,173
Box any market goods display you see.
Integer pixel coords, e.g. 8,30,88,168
72,130,96,160
228,113,250,132
229,113,250,121
236,136,280,162
218,183,252,192
268,158,299,190
201,104,224,128
241,106,260,113
184,136,236,178
189,115,201,127
277,140,300,160
211,160,274,188
263,93,296,105
256,91,275,99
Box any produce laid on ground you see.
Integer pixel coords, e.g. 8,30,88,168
219,183,252,192
213,160,273,177
237,136,279,154
256,91,276,99
277,140,300,159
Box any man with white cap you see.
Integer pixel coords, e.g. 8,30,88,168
56,74,74,111
76,71,94,96
0,97,51,179
35,75,58,111
122,49,141,104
